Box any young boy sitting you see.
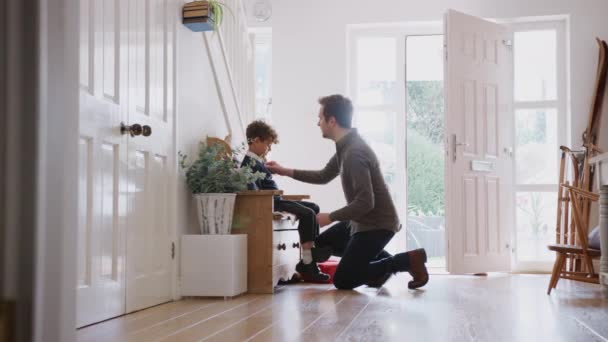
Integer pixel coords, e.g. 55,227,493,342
241,120,331,282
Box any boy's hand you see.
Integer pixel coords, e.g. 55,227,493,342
316,213,333,227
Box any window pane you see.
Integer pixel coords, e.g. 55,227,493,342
515,108,558,184
356,37,397,106
514,30,557,101
405,35,445,268
406,35,443,82
516,192,557,261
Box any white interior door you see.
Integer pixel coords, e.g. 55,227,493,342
444,10,514,274
125,0,176,313
77,0,128,327
77,0,176,324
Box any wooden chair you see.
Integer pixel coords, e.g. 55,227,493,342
548,39,607,294
547,184,601,294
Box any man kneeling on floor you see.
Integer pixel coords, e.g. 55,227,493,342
266,94,429,290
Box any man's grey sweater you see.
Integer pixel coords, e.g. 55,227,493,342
293,129,400,234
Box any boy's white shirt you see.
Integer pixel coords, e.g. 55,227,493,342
246,150,265,163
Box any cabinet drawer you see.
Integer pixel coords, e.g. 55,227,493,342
272,229,300,266
272,213,299,230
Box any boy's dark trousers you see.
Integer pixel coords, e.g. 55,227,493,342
273,200,320,243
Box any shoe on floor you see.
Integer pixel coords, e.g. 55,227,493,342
295,260,331,283
366,272,393,288
311,246,332,262
406,248,429,289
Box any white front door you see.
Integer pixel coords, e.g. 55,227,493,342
125,0,176,313
444,10,514,273
77,0,129,327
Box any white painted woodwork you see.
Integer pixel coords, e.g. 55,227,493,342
444,10,514,274
77,0,129,327
180,235,247,297
204,0,255,143
77,0,178,324
125,0,176,313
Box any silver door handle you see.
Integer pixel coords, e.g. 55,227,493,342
452,134,469,162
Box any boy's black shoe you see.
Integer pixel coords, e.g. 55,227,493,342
295,261,331,283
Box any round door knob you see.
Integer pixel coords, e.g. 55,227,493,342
277,243,286,250
120,122,151,137
292,242,300,249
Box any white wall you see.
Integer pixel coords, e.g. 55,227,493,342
176,25,231,236
271,0,608,213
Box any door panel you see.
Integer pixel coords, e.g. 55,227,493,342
125,0,175,313
76,0,128,327
445,9,514,273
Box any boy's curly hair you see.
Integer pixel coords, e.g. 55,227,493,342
246,120,279,145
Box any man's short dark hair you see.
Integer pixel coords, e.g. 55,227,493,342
318,94,353,128
245,120,279,145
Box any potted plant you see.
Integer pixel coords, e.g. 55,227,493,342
179,141,264,234
182,0,232,32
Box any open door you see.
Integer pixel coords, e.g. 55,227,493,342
444,10,514,273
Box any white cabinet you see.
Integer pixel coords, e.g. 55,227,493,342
181,234,247,297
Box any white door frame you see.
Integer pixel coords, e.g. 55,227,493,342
2,0,79,341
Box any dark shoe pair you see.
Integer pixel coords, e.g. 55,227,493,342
295,261,330,283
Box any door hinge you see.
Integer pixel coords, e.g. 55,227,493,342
171,242,175,260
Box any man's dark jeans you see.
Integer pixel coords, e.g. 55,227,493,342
315,221,395,289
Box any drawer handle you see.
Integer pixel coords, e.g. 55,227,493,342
277,243,286,250
292,242,300,249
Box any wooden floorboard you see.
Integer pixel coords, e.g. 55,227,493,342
77,274,608,342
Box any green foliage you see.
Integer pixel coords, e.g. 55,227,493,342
406,80,445,216
179,143,265,194
208,0,233,32
407,81,444,145
406,127,445,216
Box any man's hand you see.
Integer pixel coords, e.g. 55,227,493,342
316,213,333,227
265,161,293,177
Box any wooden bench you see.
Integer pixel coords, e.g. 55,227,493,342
231,190,308,294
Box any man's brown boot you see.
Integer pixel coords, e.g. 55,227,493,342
406,248,429,289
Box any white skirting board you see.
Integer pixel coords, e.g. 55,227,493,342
181,234,247,297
